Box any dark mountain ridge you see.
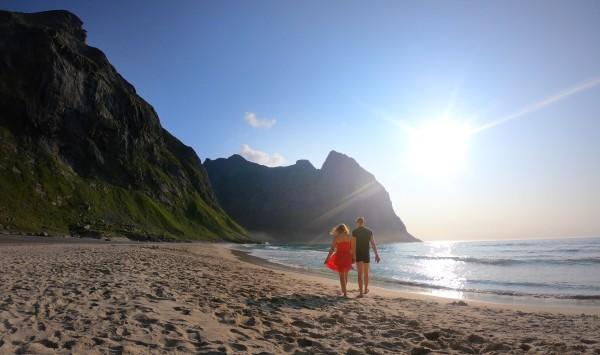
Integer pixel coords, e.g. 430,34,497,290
0,10,249,241
204,151,420,243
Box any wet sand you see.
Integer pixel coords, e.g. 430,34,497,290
0,239,599,354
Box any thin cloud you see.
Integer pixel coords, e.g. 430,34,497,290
244,112,277,128
240,144,285,167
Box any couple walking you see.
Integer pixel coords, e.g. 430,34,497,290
324,217,381,298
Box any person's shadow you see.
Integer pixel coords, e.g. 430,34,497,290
247,293,349,310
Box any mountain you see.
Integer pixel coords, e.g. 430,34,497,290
0,10,249,242
204,151,420,243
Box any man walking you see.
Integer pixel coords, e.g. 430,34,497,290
352,217,380,297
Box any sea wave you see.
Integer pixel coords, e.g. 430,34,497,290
382,277,600,300
406,255,600,265
247,250,600,299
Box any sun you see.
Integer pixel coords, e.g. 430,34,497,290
406,119,472,179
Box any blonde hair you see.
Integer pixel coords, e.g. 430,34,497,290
330,223,350,236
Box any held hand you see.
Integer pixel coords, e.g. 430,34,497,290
375,254,381,263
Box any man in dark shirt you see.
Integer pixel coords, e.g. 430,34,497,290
352,217,380,297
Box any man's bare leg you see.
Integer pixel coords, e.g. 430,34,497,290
356,262,364,298
364,263,370,294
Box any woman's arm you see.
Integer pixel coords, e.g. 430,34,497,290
370,234,381,263
324,237,337,264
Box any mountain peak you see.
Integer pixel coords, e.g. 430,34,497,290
324,150,350,162
205,150,419,243
321,150,364,175
1,10,87,42
294,159,316,170
229,154,248,162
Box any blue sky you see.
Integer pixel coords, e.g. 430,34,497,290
4,0,600,240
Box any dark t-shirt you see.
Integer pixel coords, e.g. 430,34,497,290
352,226,373,261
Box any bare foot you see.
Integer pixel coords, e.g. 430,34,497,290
365,288,370,294
356,294,364,298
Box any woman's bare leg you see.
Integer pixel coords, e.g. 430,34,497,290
345,271,349,296
338,272,345,296
345,271,349,289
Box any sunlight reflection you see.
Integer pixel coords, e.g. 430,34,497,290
428,288,464,300
418,242,467,295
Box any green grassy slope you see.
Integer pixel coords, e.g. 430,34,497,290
0,127,249,242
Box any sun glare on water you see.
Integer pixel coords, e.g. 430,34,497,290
406,119,472,179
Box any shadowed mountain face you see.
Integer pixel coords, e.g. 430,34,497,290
204,151,420,243
0,10,249,241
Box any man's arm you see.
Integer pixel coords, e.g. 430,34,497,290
351,236,357,263
370,234,381,263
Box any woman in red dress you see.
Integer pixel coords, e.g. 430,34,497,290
324,224,355,297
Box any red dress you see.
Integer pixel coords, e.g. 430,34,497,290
326,240,353,273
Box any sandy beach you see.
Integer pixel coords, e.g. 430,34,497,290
1,238,599,355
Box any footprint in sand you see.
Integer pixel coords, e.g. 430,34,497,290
230,327,251,339
186,328,204,342
108,345,124,355
174,306,191,315
134,313,159,328
282,343,296,352
229,342,248,351
291,320,314,329
164,338,186,348
38,339,59,349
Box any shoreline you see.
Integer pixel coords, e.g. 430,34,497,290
228,244,600,316
2,233,599,314
2,233,598,313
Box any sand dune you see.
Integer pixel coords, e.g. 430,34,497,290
0,240,599,354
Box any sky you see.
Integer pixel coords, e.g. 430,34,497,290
3,0,600,241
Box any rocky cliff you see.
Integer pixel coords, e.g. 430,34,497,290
0,10,249,241
204,151,419,243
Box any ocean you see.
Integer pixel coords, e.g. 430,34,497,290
236,237,600,305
